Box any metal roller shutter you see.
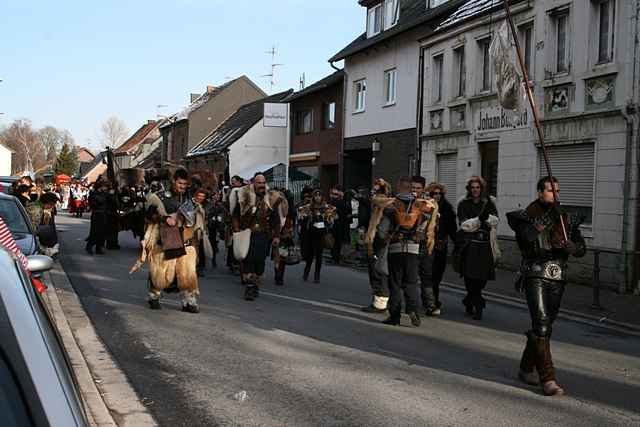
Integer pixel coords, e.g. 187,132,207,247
538,143,595,207
437,153,457,198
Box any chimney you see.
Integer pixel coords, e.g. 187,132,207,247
207,85,216,94
190,93,201,103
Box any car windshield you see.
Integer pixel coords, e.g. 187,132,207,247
0,200,30,234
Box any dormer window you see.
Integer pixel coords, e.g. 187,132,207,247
367,4,383,37
367,0,399,38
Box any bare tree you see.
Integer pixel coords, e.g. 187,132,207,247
99,116,129,149
38,126,63,164
0,119,46,174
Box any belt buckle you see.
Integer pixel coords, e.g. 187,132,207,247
544,262,562,280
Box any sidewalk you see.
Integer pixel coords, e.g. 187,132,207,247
336,250,640,332
440,268,640,331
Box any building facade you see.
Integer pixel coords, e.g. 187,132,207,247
286,71,343,193
418,0,640,291
330,0,469,191
161,76,266,164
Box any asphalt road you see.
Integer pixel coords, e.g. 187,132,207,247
56,213,640,426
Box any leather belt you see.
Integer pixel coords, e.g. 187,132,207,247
525,260,566,281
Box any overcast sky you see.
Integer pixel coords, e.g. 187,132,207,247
0,0,362,151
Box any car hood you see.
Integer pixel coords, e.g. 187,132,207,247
12,233,37,256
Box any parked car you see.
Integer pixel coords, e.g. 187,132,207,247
0,192,38,255
0,250,89,426
0,175,18,195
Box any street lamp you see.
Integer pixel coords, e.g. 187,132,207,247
371,137,380,166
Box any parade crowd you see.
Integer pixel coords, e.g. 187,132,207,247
6,167,586,398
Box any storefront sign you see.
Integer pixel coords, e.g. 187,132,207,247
263,103,288,128
476,105,529,134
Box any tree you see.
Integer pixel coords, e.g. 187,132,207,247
54,142,79,176
0,119,46,174
99,116,129,149
38,126,64,164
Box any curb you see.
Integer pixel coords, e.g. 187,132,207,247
46,262,157,426
441,281,640,337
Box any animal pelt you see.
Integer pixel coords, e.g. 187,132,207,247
372,178,392,196
230,185,289,230
365,195,396,256
365,195,439,256
129,222,199,293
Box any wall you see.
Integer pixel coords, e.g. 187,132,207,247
0,145,12,175
290,80,343,166
418,0,639,289
188,78,266,151
344,30,420,139
228,121,288,178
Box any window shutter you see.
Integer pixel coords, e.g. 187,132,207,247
538,143,595,206
437,153,457,198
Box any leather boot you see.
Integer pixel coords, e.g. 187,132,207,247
533,336,565,396
518,331,539,385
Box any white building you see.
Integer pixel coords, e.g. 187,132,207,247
0,143,14,176
184,91,293,182
418,0,640,291
330,0,471,190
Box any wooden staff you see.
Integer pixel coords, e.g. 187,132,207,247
502,0,568,243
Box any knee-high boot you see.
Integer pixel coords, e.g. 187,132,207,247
533,336,564,396
518,331,539,385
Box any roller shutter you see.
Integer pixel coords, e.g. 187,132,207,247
537,143,595,207
437,153,457,198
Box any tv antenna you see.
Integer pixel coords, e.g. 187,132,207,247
260,44,284,93
299,73,306,90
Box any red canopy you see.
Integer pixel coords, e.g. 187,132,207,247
55,174,71,184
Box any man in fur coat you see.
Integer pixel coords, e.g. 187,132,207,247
230,173,288,301
366,177,438,326
130,169,205,313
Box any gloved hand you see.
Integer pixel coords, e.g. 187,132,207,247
565,241,578,255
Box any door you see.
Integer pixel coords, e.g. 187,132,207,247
480,141,499,197
436,152,457,199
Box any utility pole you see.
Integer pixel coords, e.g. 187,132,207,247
299,73,306,90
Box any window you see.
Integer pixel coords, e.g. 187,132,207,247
0,355,31,426
367,4,383,38
354,79,367,112
519,23,534,79
383,68,397,105
538,143,595,224
552,10,570,73
323,102,336,129
295,110,313,134
479,38,492,92
384,0,399,29
597,0,615,63
432,54,444,103
453,46,465,97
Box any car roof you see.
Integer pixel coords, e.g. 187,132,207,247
0,249,86,426
0,192,17,201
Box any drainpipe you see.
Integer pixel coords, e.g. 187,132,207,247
330,60,347,187
621,105,636,294
416,46,426,176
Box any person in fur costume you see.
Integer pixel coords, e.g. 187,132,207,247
366,177,438,326
507,176,585,396
361,178,393,313
130,169,205,313
297,189,336,283
230,173,288,301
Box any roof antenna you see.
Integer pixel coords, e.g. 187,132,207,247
260,44,284,93
299,73,306,90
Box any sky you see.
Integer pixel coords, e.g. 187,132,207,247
0,0,363,151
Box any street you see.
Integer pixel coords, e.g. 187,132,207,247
56,213,640,427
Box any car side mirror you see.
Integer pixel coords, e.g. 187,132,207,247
27,255,54,274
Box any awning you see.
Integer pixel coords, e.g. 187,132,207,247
289,151,320,163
